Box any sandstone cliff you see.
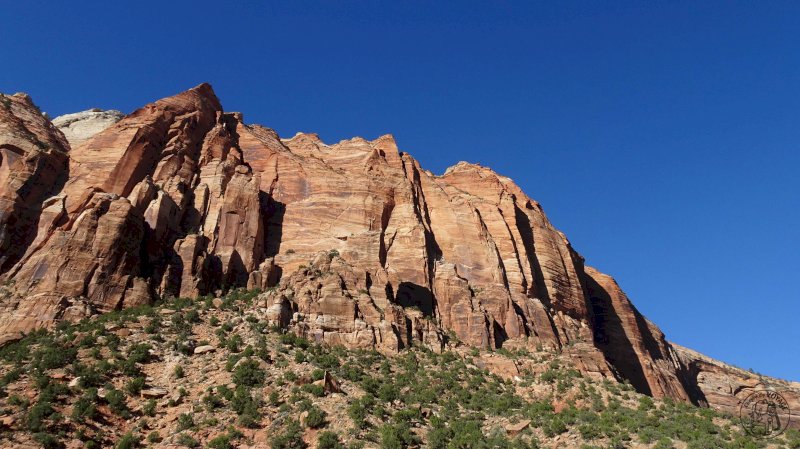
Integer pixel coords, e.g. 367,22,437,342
0,84,794,415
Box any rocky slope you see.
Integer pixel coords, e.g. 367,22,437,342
0,290,797,449
0,85,796,424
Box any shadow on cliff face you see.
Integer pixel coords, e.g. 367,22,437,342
493,320,509,348
513,204,563,346
673,356,710,407
263,194,285,259
585,273,707,405
0,145,69,276
584,273,653,396
632,310,708,406
395,282,435,317
225,250,248,288
513,205,553,308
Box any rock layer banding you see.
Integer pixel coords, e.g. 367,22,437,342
0,85,796,417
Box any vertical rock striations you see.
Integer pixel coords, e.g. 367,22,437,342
0,84,793,411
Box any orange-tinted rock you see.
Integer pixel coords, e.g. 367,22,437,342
0,93,69,273
674,344,800,429
213,168,264,286
583,266,691,400
0,84,794,413
0,84,248,338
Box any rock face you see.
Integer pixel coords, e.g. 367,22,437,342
673,344,799,426
0,93,69,315
0,84,795,413
583,267,691,401
52,109,124,148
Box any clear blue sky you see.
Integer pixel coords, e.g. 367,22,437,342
2,1,798,380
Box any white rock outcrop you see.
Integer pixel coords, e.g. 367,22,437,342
52,108,124,147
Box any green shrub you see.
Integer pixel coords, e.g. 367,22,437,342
177,412,195,431
217,384,234,401
270,419,307,449
144,317,161,334
126,376,145,395
341,363,364,382
185,309,200,323
302,383,325,397
74,363,104,388
72,390,99,423
543,416,567,437
203,388,225,410
233,359,266,387
0,366,22,388
7,394,28,408
539,369,558,383
105,388,130,418
317,431,345,449
33,432,62,449
174,364,185,379
638,395,655,411
143,399,156,416
578,423,601,440
147,431,161,443
377,383,399,403
27,399,55,432
653,438,674,449
428,422,452,449
268,390,280,406
314,353,340,370
310,368,325,381
786,429,800,449
231,385,261,428
348,399,369,429
115,432,139,449
305,406,326,428
33,345,78,371
379,422,419,449
279,333,310,349
226,334,244,353
176,433,198,447
446,419,488,448
208,434,232,449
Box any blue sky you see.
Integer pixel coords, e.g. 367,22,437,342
2,1,798,380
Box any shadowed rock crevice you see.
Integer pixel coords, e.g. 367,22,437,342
262,194,285,259
513,205,551,307
395,282,434,317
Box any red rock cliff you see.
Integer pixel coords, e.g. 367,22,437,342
0,85,794,411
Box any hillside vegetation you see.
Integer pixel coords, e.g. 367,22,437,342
0,289,797,449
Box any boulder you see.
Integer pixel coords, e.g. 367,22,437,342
141,387,169,399
194,345,216,355
505,419,531,436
